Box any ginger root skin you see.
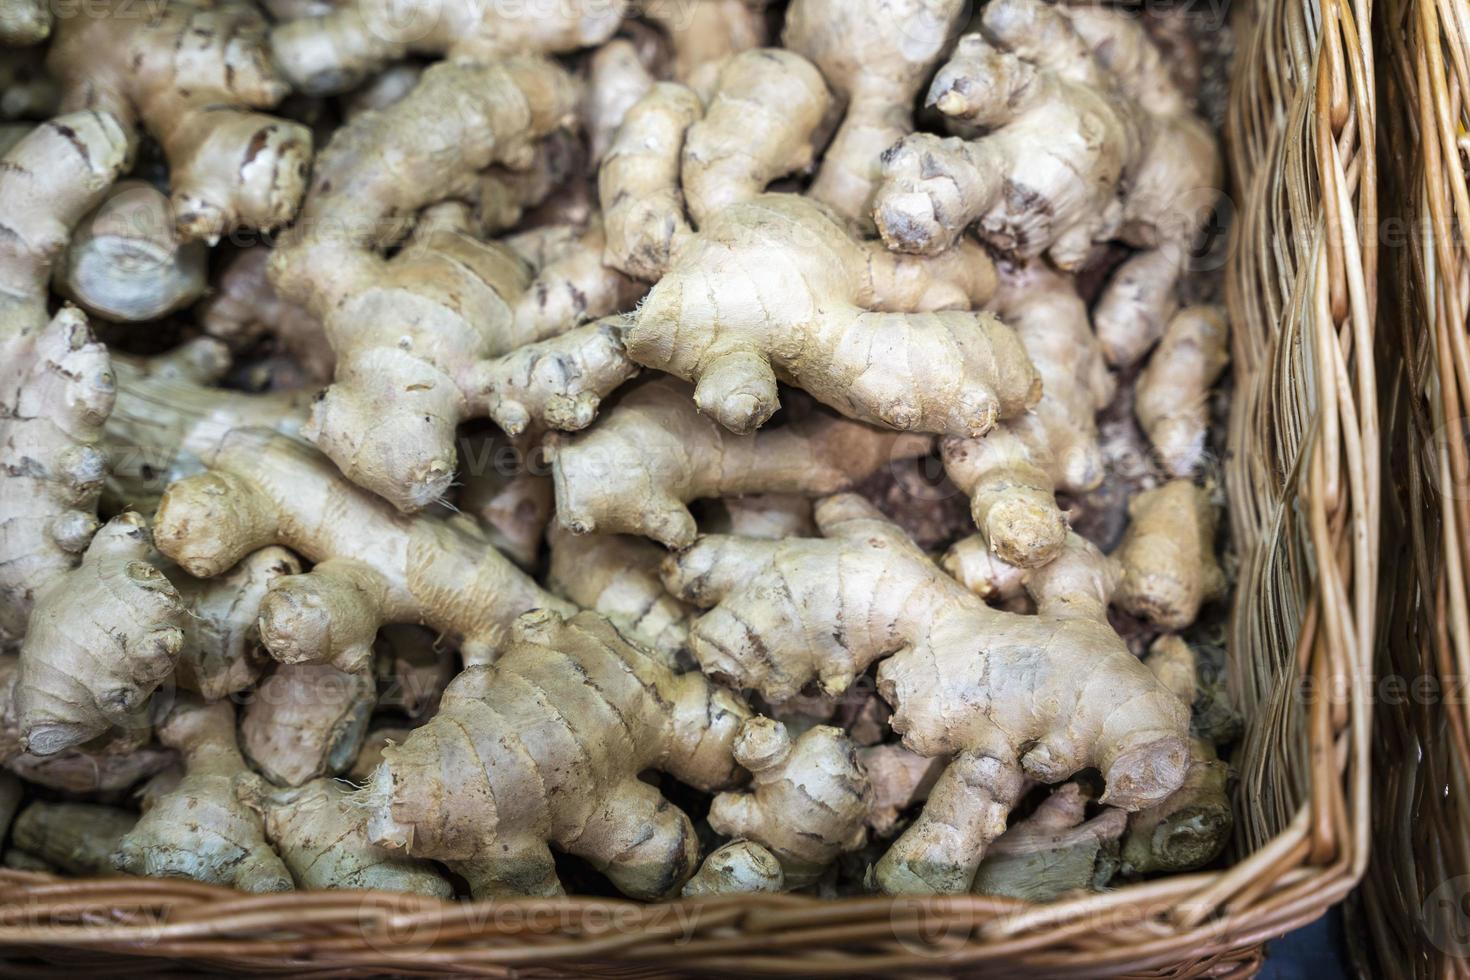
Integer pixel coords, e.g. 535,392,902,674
709,718,872,888
270,59,638,511
359,610,751,900
152,428,574,672
663,494,1190,893
48,0,311,242
245,778,452,897
784,0,968,226
1114,480,1226,631
971,782,1126,902
1135,307,1230,478
683,840,785,896
113,697,293,893
198,247,334,384
15,514,187,757
268,0,622,96
0,113,128,643
13,801,137,876
550,377,935,548
1121,635,1234,874
547,523,692,665
241,663,376,787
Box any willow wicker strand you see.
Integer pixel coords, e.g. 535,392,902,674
0,0,1378,974
1353,0,1470,975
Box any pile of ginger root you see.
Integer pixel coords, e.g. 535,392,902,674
0,0,1240,904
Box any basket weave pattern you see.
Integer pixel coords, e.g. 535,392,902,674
0,0,1379,974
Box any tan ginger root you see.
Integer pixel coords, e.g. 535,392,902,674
711,494,815,539
683,839,785,896
875,0,1213,279
547,523,692,664
940,262,1115,568
645,0,769,91
549,378,934,548
105,339,311,512
619,192,1029,436
359,610,752,899
241,663,376,787
0,655,175,792
1135,307,1229,478
874,0,1138,263
458,432,553,569
172,547,303,701
268,0,621,95
198,247,334,384
0,113,128,644
662,494,1190,893
971,782,1126,902
708,717,872,887
48,0,312,242
269,60,640,511
12,802,138,876
15,514,188,757
374,625,454,720
55,181,207,322
586,39,657,165
152,428,575,672
1114,480,1225,631
859,744,946,837
503,221,644,343
244,778,452,896
1060,5,1221,368
114,697,293,892
1121,636,1233,874
784,0,968,225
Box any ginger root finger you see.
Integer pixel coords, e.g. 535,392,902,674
1135,307,1230,478
241,663,376,787
13,802,136,876
48,0,311,242
549,377,934,548
15,514,187,756
113,697,294,892
971,782,1126,901
1114,480,1226,631
683,840,785,896
152,428,574,670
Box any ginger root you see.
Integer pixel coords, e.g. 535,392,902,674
547,523,692,664
663,494,1189,893
55,181,207,322
1114,480,1226,631
359,610,751,899
15,514,187,756
859,744,946,837
105,340,310,513
971,782,1126,902
152,428,575,672
198,247,334,384
241,663,375,787
683,839,785,896
941,262,1114,568
13,801,137,876
0,113,128,643
114,697,293,892
1121,636,1233,874
551,378,934,548
783,0,968,225
0,0,49,45
270,59,640,511
708,718,871,887
48,0,312,241
245,778,452,896
1135,307,1230,477
268,0,622,95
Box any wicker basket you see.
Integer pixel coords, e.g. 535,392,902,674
0,0,1379,974
1352,0,1470,974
